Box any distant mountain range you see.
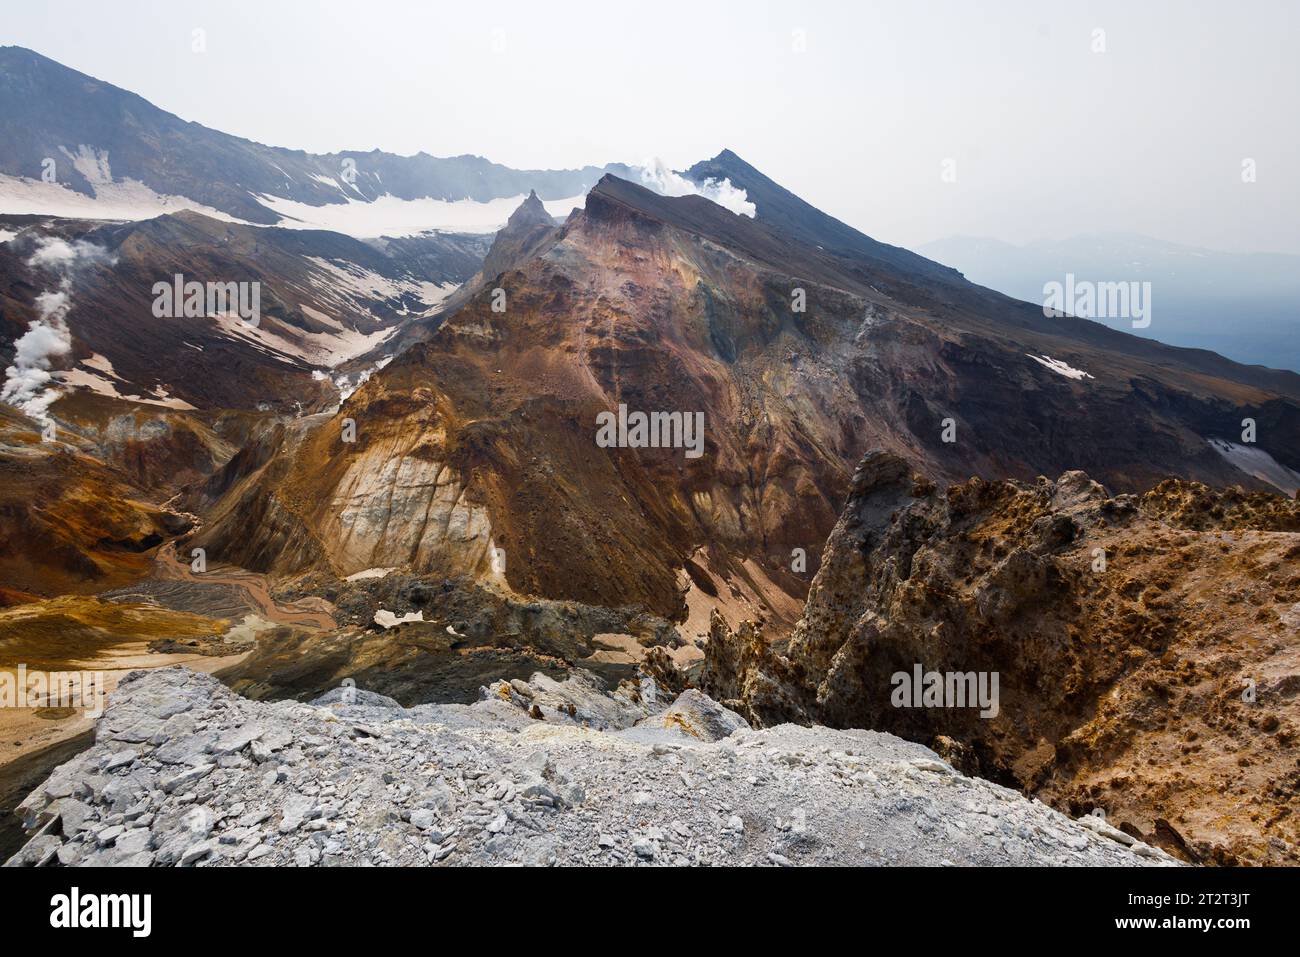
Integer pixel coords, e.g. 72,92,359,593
0,45,625,234
920,233,1300,372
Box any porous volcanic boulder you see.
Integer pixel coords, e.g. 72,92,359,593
705,449,1300,865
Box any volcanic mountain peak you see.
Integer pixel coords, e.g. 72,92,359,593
424,190,564,325
578,172,878,296
482,190,560,273
183,147,1300,672
507,190,554,229
686,148,960,287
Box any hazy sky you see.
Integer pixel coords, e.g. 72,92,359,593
5,0,1298,254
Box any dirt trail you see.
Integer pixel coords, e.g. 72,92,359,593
154,542,337,630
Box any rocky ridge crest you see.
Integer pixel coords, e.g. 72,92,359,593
6,666,1171,867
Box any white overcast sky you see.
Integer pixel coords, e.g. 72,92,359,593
4,0,1298,254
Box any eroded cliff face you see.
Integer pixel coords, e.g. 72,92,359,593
704,450,1300,865
182,392,503,584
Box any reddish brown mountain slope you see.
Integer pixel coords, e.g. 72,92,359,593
186,173,1300,640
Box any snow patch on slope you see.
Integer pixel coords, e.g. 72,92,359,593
374,608,424,629
1027,354,1094,381
58,145,114,185
1206,438,1300,496
304,257,457,315
316,366,371,402
345,567,397,582
56,366,196,410
81,352,118,377
206,311,398,369
162,257,453,371
257,192,587,238
0,173,240,224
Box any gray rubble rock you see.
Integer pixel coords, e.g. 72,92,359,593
6,667,1179,868
632,689,748,741
311,687,404,710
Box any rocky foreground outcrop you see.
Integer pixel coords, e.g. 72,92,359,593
220,572,688,706
704,450,1300,865
5,667,1172,867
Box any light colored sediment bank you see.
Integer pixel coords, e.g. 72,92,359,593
0,646,249,767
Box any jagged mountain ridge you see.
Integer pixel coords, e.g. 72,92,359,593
478,190,564,284
185,171,1300,645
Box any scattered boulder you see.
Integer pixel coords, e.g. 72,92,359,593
633,689,748,742
311,687,402,710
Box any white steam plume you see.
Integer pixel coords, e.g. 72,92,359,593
634,157,756,217
1,236,116,422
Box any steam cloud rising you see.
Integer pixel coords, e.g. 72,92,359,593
634,158,756,217
1,237,115,421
